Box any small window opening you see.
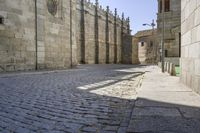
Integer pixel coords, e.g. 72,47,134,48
165,50,168,57
0,16,4,24
141,42,144,47
150,41,153,47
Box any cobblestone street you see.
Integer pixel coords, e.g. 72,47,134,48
0,65,144,133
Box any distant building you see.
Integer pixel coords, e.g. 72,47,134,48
181,0,200,94
157,0,181,59
134,29,158,64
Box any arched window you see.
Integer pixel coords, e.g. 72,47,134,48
159,0,162,13
165,0,170,12
159,0,170,13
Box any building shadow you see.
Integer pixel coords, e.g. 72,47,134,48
0,65,199,133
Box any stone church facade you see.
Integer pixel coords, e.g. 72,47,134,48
181,0,200,94
0,0,77,71
76,0,131,64
0,0,134,72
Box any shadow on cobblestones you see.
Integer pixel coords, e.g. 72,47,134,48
0,65,199,133
126,98,200,133
0,65,144,133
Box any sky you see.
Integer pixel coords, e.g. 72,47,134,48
90,0,158,35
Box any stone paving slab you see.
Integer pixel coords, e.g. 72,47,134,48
127,66,200,133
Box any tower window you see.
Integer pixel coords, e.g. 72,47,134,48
165,0,170,12
159,0,162,13
159,0,170,13
0,16,4,24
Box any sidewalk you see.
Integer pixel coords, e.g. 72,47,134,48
127,66,200,133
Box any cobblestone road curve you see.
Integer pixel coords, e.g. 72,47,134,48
0,65,145,133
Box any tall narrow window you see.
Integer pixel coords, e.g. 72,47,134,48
159,0,162,13
165,50,168,57
141,42,144,47
165,0,170,12
0,16,3,24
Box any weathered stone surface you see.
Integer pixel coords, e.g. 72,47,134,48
127,66,200,133
76,0,132,65
181,0,200,94
157,0,181,57
0,64,143,132
0,0,77,71
134,29,158,64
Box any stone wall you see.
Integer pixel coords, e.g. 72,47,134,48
0,0,36,71
0,0,77,72
181,0,200,94
132,37,140,64
0,0,136,72
76,0,130,64
135,29,158,64
157,0,181,57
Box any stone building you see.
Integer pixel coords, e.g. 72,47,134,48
134,29,158,64
0,0,77,71
76,0,131,64
157,0,181,58
181,0,200,94
0,0,134,72
131,37,140,64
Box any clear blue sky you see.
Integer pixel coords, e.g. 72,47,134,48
90,0,158,35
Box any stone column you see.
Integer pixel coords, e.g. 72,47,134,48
114,8,117,64
95,0,99,64
80,0,85,63
106,6,110,64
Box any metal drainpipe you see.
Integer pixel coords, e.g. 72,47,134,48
70,0,73,68
35,0,38,70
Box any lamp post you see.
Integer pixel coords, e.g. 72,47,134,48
143,19,156,64
142,19,156,30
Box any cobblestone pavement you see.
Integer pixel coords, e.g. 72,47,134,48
0,64,145,133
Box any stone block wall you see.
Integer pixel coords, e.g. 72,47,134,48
0,0,36,71
135,29,158,64
76,0,131,64
132,37,140,64
157,0,181,57
0,0,77,72
181,0,200,94
0,0,137,72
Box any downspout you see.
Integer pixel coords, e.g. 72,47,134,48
35,0,38,70
70,0,73,67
